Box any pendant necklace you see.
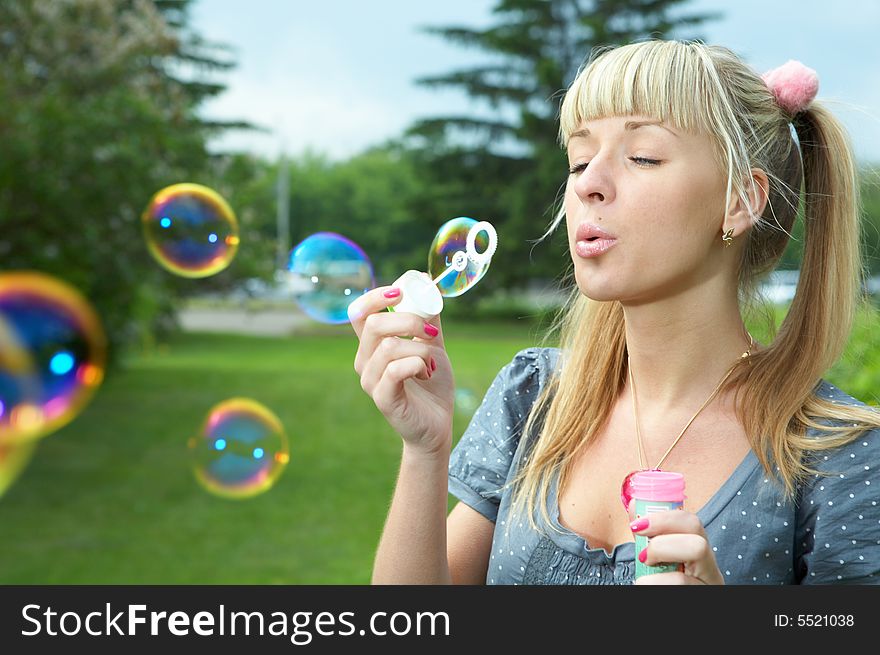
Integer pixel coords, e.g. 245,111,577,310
620,332,754,511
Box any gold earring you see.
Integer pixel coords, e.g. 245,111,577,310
722,228,735,247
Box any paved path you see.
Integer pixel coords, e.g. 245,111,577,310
177,307,313,336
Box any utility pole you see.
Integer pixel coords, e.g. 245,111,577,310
276,153,290,272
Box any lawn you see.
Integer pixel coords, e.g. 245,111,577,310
0,317,540,584
0,304,876,584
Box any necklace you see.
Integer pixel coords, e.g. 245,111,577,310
619,331,755,511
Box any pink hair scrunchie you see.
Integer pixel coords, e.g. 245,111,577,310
761,60,819,116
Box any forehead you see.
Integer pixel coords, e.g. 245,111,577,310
566,116,680,145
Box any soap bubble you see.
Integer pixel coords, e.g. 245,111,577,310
0,441,37,499
189,398,289,499
142,183,240,278
285,232,374,324
0,272,106,445
454,388,479,417
428,217,492,297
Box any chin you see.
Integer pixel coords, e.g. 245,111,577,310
572,272,621,302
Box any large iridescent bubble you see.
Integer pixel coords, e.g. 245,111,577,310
0,272,106,445
189,398,289,500
142,183,240,278
285,232,374,324
428,217,492,297
0,314,41,441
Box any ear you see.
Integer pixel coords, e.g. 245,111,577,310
723,168,769,238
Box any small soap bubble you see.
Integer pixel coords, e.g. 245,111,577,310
428,217,491,297
189,398,289,499
454,388,479,417
0,272,106,445
285,232,374,324
0,440,37,499
142,183,240,278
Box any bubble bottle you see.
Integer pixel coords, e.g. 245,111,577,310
632,470,686,580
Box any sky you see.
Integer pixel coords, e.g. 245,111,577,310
190,0,880,163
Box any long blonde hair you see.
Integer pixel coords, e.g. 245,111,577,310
509,40,880,531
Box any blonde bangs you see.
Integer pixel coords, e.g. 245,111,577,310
559,40,721,146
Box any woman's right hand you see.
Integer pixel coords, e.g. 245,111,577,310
348,284,455,457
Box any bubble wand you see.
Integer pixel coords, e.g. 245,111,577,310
391,220,498,319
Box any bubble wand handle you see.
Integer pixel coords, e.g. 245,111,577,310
430,221,498,287
431,250,468,285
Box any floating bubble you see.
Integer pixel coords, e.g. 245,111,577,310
0,272,106,445
286,232,375,324
142,183,240,278
189,398,289,499
0,314,42,441
428,217,493,297
0,441,37,499
454,388,479,417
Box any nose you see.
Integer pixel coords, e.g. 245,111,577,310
572,154,614,205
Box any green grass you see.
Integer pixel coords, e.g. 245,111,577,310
0,318,538,584
0,304,876,584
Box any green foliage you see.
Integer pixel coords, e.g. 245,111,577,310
775,165,880,277
0,0,241,360
859,166,880,276
223,144,439,285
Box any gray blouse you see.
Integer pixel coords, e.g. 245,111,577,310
448,347,880,585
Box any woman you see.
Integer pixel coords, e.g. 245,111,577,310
348,40,880,585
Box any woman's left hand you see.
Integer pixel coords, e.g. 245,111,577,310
630,510,724,585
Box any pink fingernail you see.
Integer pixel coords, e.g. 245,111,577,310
383,288,400,298
424,323,439,337
430,357,436,371
638,548,648,564
630,518,649,532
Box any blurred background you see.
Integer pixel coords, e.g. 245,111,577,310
0,0,877,583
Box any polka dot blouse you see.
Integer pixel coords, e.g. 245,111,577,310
447,347,880,585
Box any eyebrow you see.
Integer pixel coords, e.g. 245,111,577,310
567,120,678,143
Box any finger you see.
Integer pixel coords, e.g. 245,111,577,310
415,272,446,348
639,533,709,566
355,311,441,375
371,355,431,413
360,337,436,394
347,286,403,339
634,572,702,585
638,534,724,585
629,509,707,541
419,311,445,348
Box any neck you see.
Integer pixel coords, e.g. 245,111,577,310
621,283,756,426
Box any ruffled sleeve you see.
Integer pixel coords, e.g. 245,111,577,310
447,347,557,522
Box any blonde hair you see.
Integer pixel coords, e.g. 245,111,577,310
508,40,880,532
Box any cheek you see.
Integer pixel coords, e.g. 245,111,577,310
563,182,578,235
632,172,721,233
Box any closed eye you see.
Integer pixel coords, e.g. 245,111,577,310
630,156,661,167
569,157,661,175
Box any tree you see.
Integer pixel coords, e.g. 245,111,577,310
407,0,718,291
858,166,880,278
0,0,242,358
